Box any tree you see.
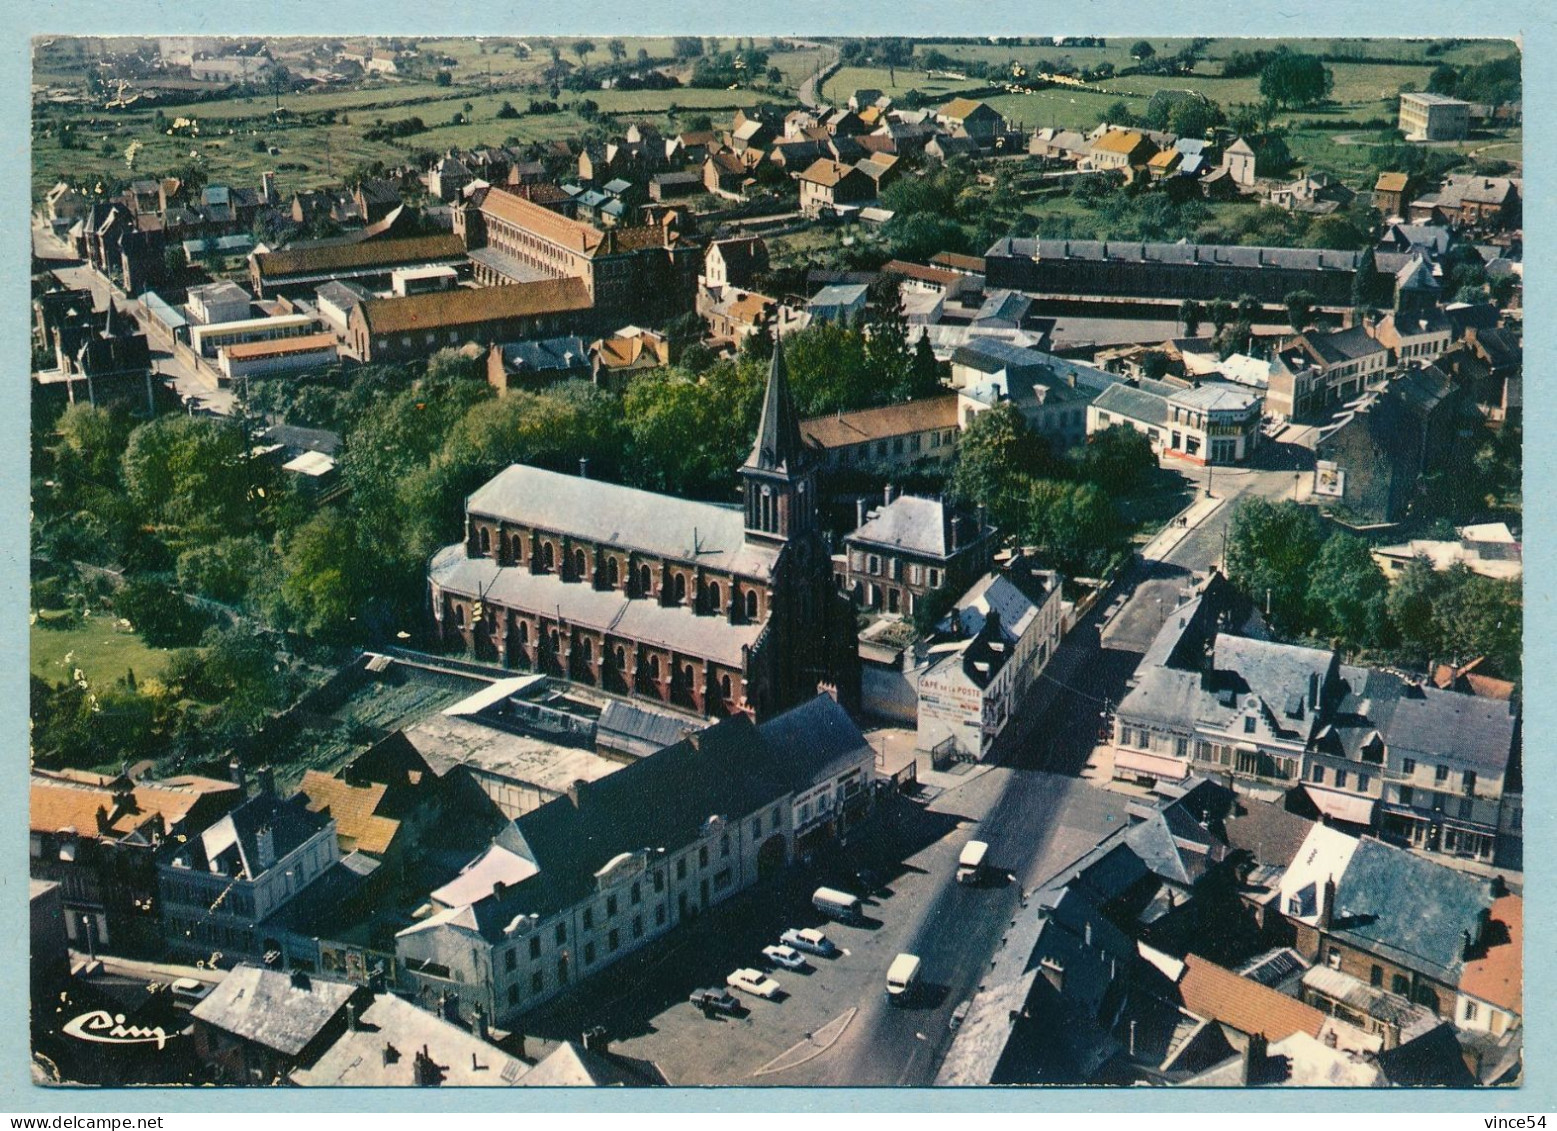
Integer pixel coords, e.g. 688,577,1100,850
624,362,764,500
1427,63,1460,96
1306,532,1390,647
950,403,1059,532
1259,49,1333,109
573,40,595,66
1130,41,1155,60
1224,497,1325,635
1179,299,1204,337
608,38,627,64
434,69,453,87
1207,298,1233,333
1386,556,1444,663
1284,289,1317,331
1431,565,1522,681
1079,425,1156,494
54,403,134,487
274,508,363,640
121,415,251,542
908,334,943,401
1102,99,1134,128
496,100,519,119
1139,350,1171,380
115,576,207,648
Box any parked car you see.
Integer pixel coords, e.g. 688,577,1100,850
168,977,213,1008
781,927,840,958
689,987,742,1015
727,968,782,999
762,944,808,971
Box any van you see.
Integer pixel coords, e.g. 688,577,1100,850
885,953,921,1005
957,840,990,886
812,886,863,922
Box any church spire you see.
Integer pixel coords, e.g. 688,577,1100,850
745,339,806,474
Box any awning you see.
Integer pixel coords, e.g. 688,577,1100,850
1305,786,1377,827
1114,748,1190,781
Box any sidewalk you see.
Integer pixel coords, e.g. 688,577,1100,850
1139,492,1225,563
868,726,1000,796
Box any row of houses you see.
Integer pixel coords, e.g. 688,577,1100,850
1109,573,1520,868
939,774,1521,1086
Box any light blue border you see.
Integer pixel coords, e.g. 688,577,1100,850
4,0,1547,1113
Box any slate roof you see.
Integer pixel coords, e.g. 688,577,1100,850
850,495,975,559
950,337,1047,374
1092,381,1170,427
412,710,814,931
292,993,527,1086
1384,685,1516,778
992,237,1364,273
167,790,333,880
1330,838,1495,984
191,965,358,1056
1376,1023,1480,1087
430,547,763,667
493,335,591,374
314,280,372,315
745,340,808,475
754,694,873,792
974,288,1031,325
1297,326,1388,366
515,1040,667,1086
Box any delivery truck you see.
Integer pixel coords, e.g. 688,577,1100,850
885,953,921,1005
957,840,990,885
812,886,864,922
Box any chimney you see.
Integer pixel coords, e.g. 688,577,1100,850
566,779,587,809
884,483,896,506
1039,956,1065,993
256,826,277,870
856,497,867,528
1319,875,1336,930
1241,1033,1269,1085
493,880,507,901
262,170,276,204
229,758,247,792
1462,928,1475,960
578,457,590,479
441,993,461,1023
473,1004,489,1043
1084,919,1093,947
95,805,112,835
257,765,277,797
1491,874,1509,898
582,1024,609,1053
950,513,962,553
1308,670,1321,712
346,1002,360,1031
413,1045,444,1087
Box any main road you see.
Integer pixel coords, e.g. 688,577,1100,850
797,769,1129,1086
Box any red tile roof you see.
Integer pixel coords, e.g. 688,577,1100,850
1459,894,1521,1014
1179,954,1326,1041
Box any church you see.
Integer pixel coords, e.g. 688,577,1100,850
428,343,859,721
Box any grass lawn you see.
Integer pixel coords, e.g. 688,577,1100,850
31,609,175,690
819,65,975,107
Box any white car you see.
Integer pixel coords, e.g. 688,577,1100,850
762,944,808,971
727,967,782,999
780,927,839,958
168,977,213,1007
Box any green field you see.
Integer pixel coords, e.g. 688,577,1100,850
31,610,174,690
